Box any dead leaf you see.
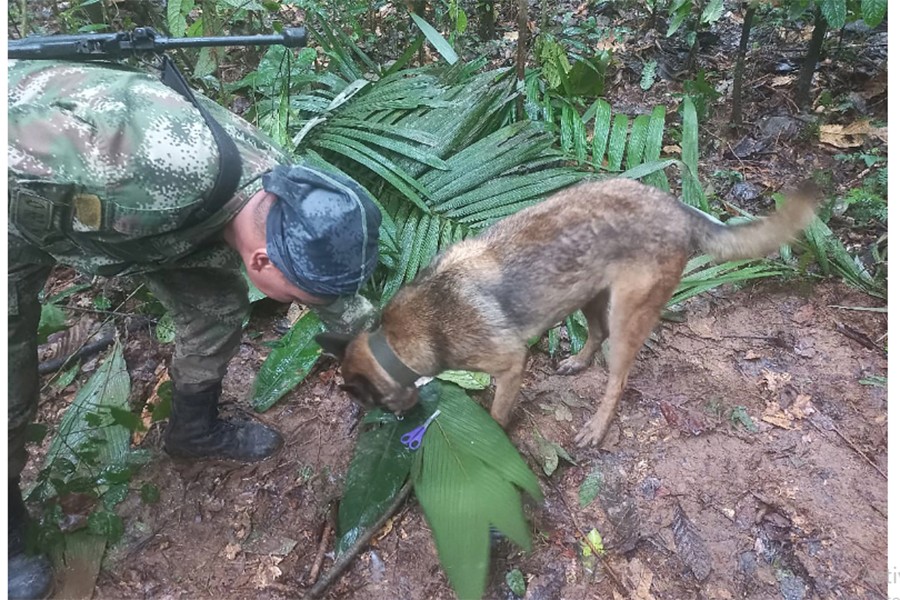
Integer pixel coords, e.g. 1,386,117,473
761,402,794,429
760,369,791,393
771,75,794,87
672,503,711,582
791,303,816,325
224,542,241,560
252,555,283,589
819,120,887,149
376,517,394,541
743,350,763,360
789,394,815,420
133,365,169,445
503,31,518,41
628,557,656,600
663,144,682,155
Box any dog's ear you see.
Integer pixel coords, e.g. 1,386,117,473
315,332,354,359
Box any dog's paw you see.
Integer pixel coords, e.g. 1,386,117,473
574,423,603,448
556,356,589,376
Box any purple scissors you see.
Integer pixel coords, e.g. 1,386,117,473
400,409,441,450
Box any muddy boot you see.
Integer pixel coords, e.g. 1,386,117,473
163,383,283,462
8,478,53,600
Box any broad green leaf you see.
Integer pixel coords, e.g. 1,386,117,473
642,105,669,190
861,0,887,27
819,0,847,29
578,468,604,508
571,105,588,163
336,404,434,555
55,360,80,389
507,569,527,597
591,99,612,169
167,0,189,35
156,312,176,344
680,96,708,211
565,311,588,356
436,370,492,390
701,0,725,24
250,312,325,412
581,528,605,556
38,303,67,344
414,382,540,600
410,13,459,65
667,0,692,36
44,342,131,486
561,104,575,155
619,159,678,181
625,115,650,170
606,114,630,172
640,60,658,90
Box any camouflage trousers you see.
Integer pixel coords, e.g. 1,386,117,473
8,231,249,478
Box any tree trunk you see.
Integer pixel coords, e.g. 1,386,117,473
730,1,758,126
516,0,528,119
477,1,495,41
795,5,828,110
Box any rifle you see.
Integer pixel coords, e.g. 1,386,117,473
8,26,308,60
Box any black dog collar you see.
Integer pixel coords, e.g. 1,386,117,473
367,328,420,387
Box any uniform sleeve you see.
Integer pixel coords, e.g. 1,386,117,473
310,293,378,335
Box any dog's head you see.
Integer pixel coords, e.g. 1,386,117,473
316,331,420,414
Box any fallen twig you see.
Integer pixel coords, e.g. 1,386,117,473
306,502,337,586
304,480,413,599
545,478,630,596
809,420,886,480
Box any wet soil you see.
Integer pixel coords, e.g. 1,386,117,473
68,281,885,600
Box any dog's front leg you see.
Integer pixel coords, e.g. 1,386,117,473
487,352,528,427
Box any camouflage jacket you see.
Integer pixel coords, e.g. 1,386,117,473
7,59,290,276
7,59,378,334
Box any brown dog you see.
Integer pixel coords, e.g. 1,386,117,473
317,178,817,447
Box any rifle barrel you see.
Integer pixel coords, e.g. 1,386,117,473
8,27,307,60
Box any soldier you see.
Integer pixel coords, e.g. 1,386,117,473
8,59,381,599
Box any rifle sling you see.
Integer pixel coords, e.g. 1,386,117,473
160,56,242,225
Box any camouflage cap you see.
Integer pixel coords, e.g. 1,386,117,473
263,165,381,297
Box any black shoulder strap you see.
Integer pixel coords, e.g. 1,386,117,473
159,56,243,224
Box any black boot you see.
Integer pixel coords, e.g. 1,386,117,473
163,383,283,462
8,478,53,600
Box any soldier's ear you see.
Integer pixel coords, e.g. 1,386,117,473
315,332,354,359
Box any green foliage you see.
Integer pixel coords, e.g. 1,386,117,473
38,303,68,344
578,468,604,508
435,370,492,390
250,311,324,412
410,12,459,65
413,382,542,600
640,60,658,91
506,569,527,597
29,343,149,549
155,312,176,344
336,404,429,555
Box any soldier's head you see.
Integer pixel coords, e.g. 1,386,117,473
228,165,381,305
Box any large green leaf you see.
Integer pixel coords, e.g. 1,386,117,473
860,0,887,27
335,399,437,555
44,341,131,481
250,311,325,412
410,13,460,65
818,0,847,28
413,382,542,600
680,96,708,211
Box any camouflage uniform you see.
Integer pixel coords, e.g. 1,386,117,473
7,60,375,476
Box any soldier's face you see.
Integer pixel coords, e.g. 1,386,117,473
248,262,329,306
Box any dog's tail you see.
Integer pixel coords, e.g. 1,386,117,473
688,184,819,261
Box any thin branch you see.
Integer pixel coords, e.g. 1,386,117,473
304,479,413,599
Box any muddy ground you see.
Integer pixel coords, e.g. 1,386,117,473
29,279,885,600
13,1,889,599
